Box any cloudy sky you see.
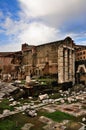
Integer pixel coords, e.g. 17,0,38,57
0,0,86,52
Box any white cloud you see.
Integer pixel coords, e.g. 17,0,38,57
0,42,21,52
1,16,61,51
18,22,60,44
19,0,84,17
78,40,86,45
19,0,86,26
2,17,29,35
0,16,63,52
0,0,86,52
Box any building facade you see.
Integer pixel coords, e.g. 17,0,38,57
22,37,75,86
0,51,22,80
0,37,77,86
0,52,13,77
75,45,86,85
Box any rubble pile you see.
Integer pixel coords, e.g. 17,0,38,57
0,82,19,99
70,84,86,93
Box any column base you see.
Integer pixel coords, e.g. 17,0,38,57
58,81,73,90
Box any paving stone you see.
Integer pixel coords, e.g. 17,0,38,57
21,123,34,130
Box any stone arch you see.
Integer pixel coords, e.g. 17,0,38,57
76,64,86,85
77,65,86,73
80,67,85,73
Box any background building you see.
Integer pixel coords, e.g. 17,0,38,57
75,45,86,85
0,51,22,80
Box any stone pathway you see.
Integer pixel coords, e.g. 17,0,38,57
21,123,34,130
39,116,65,130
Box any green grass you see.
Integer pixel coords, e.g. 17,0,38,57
0,113,45,130
38,78,56,82
0,119,19,130
0,113,29,130
41,110,76,122
21,80,25,84
82,105,86,110
0,99,14,113
49,93,61,99
18,98,31,104
38,78,57,86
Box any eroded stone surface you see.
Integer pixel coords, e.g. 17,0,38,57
21,123,34,130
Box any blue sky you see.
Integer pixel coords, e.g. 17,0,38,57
0,0,86,52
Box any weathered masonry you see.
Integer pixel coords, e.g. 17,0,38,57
58,41,75,86
75,45,86,85
1,37,86,87
0,51,22,80
0,37,76,86
22,37,75,86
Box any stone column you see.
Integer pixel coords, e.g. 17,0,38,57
64,49,68,82
85,73,86,85
58,47,64,83
69,50,72,81
72,50,75,85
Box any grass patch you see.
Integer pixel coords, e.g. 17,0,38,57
82,105,86,110
0,119,19,130
0,113,45,130
18,98,31,104
21,80,25,84
38,78,57,86
49,93,61,99
0,99,14,113
0,113,29,130
41,110,76,122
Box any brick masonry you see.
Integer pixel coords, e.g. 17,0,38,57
0,37,86,86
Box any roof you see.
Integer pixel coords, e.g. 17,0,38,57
0,51,22,57
75,45,86,51
36,37,74,48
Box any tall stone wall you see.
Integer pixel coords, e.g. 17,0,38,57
21,37,75,85
36,43,58,75
0,37,76,85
